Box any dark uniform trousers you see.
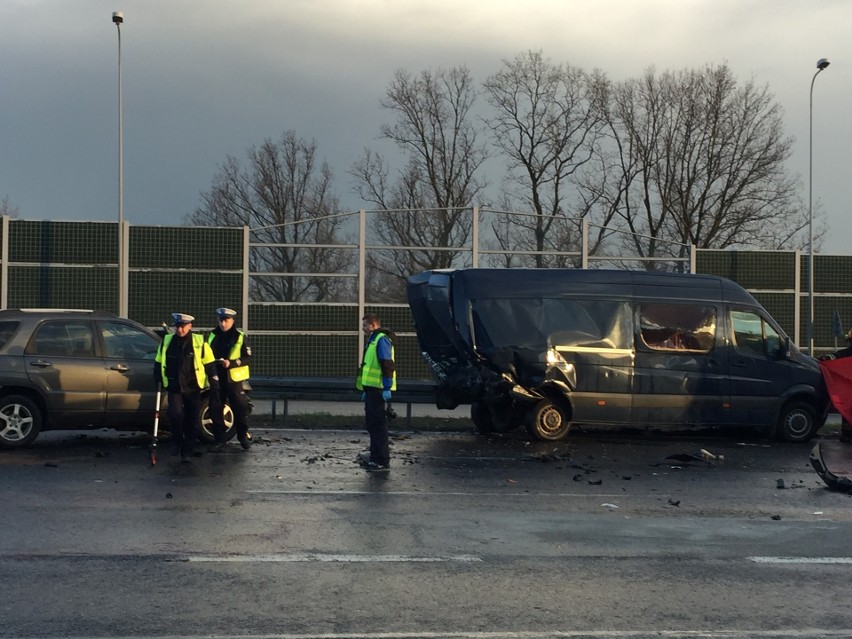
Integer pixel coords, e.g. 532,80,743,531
209,380,251,443
168,391,202,455
364,386,389,466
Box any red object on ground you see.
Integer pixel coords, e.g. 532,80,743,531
819,358,852,425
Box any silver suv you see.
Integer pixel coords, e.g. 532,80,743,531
0,309,232,448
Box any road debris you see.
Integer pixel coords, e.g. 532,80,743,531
810,441,852,493
654,451,717,468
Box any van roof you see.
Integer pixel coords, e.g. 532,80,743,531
447,268,755,305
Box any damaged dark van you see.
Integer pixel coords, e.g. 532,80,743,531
407,268,828,443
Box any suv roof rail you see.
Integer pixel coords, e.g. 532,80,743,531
17,308,95,313
13,308,100,314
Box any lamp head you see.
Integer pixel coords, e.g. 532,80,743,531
817,58,830,71
112,11,124,25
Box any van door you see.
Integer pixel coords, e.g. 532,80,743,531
632,302,728,426
542,300,634,426
726,307,790,427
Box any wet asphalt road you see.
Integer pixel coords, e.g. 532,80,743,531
2,424,852,639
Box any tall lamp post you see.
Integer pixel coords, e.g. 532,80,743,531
112,11,127,317
808,57,830,356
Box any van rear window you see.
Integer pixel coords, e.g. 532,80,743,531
639,303,716,352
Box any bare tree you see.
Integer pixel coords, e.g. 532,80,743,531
594,64,809,267
187,131,352,302
0,195,19,218
483,51,606,267
351,66,488,299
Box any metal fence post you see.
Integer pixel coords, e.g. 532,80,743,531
119,220,129,317
242,225,250,332
471,206,479,268
357,209,366,357
0,215,8,310
581,217,589,269
794,248,802,349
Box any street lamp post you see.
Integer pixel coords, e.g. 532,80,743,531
112,11,126,317
807,57,830,356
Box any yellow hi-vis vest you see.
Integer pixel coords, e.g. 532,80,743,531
156,332,214,389
356,333,396,391
207,330,250,382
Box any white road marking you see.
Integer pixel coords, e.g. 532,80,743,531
247,490,631,497
177,553,481,563
749,556,852,564
51,629,852,638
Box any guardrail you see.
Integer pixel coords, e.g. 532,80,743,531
248,376,440,427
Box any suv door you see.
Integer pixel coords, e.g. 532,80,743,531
24,320,106,427
99,319,161,428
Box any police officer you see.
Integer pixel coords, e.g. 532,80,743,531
207,307,253,450
356,313,396,472
154,313,217,462
820,328,852,442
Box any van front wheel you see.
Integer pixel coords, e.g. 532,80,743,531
526,400,570,441
777,401,816,443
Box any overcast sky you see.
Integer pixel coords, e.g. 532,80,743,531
2,0,850,252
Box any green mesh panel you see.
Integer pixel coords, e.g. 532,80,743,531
10,221,117,264
131,226,243,270
8,266,118,312
129,271,243,328
249,304,357,332
696,250,796,290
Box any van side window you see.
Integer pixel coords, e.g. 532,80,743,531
472,299,631,350
639,304,716,352
731,310,781,358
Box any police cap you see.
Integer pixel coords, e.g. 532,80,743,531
216,308,237,320
172,312,194,326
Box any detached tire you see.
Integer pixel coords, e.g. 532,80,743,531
777,401,816,443
199,398,236,443
525,399,570,441
0,395,42,448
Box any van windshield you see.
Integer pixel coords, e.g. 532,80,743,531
470,298,632,351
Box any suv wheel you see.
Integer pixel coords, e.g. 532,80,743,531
0,395,42,448
198,398,236,443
